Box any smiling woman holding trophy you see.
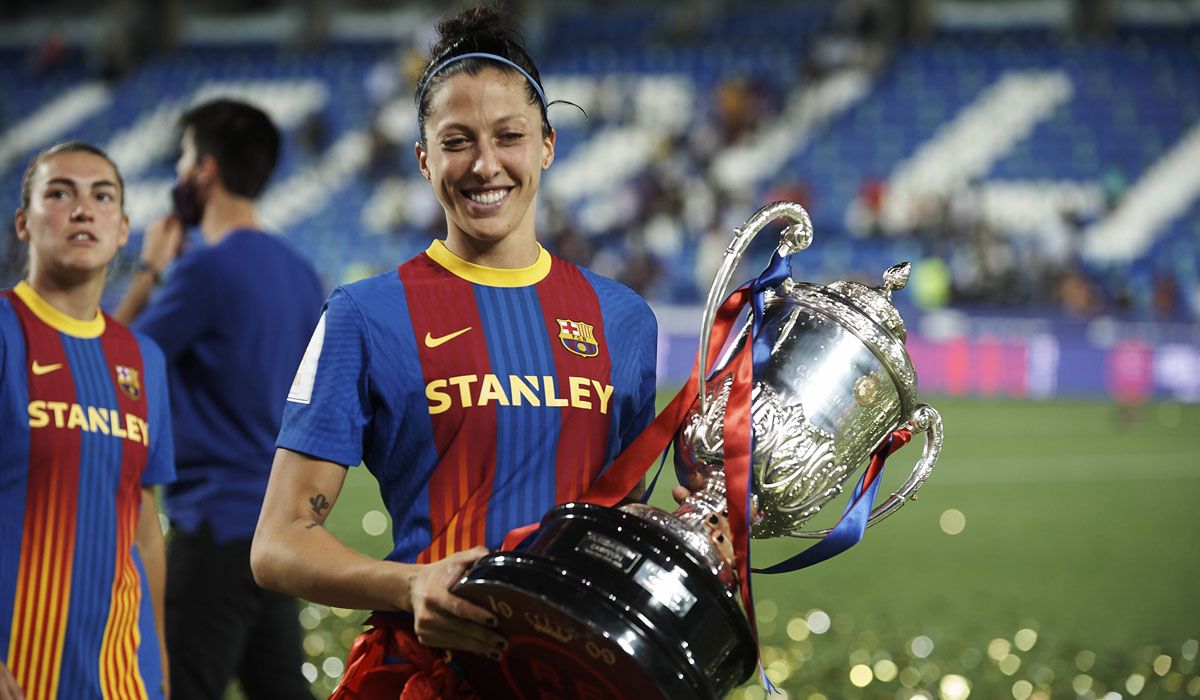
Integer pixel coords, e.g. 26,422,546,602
452,200,945,698
249,4,663,698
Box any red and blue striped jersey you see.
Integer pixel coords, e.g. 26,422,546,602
279,241,657,563
0,282,174,700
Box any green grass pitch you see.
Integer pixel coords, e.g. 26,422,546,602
297,396,1200,699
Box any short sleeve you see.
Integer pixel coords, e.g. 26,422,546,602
275,287,372,467
140,336,175,486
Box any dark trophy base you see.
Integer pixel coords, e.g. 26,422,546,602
451,503,755,700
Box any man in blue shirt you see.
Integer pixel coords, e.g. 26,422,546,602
115,99,323,699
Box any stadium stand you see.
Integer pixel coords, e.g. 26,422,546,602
1,2,1197,398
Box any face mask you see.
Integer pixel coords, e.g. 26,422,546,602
171,176,204,227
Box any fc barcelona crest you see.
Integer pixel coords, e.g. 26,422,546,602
556,318,599,358
115,365,142,401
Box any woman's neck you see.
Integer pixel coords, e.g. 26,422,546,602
443,230,540,270
24,268,105,322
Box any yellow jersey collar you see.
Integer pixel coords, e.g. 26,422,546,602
13,281,106,338
425,240,551,288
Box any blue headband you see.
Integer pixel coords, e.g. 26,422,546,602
417,52,549,113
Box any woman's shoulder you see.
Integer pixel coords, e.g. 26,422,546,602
570,263,655,322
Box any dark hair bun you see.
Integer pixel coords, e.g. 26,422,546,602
429,2,523,64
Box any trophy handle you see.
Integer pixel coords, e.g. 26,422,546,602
793,404,944,538
696,201,813,418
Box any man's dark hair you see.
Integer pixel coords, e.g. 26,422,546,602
20,141,125,211
180,99,280,198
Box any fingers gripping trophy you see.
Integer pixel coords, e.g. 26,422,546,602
453,201,945,699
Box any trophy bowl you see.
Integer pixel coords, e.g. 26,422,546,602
452,201,943,700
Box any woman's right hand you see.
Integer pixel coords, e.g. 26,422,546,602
0,660,24,700
407,546,507,659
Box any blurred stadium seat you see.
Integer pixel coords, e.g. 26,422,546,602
0,1,1197,403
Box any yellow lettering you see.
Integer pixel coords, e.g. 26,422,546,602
477,374,510,407
125,414,139,445
544,376,568,408
125,414,144,446
28,401,49,429
141,417,150,447
421,375,616,415
568,376,592,410
110,409,127,438
67,404,86,431
87,406,110,435
426,380,452,415
592,381,614,415
47,401,68,428
512,376,540,406
448,375,478,408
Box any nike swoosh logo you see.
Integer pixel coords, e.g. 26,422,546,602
424,327,473,348
32,361,64,376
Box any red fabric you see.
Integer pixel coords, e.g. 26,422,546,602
720,335,756,639
501,289,753,551
330,615,480,700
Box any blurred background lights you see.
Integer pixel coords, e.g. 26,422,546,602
1187,677,1200,695
960,647,983,669
1126,672,1146,695
1101,693,1122,700
989,638,1013,661
939,673,971,700
300,663,318,684
1073,674,1093,694
999,654,1021,676
786,616,811,641
1183,639,1199,661
298,605,322,630
322,656,344,679
360,509,388,536
756,599,779,622
911,635,935,658
1076,650,1097,671
1014,628,1039,651
765,660,791,684
1153,654,1172,675
939,508,966,535
1011,679,1033,700
1166,672,1186,693
873,658,898,682
849,664,872,687
900,666,923,688
302,632,325,656
805,610,831,634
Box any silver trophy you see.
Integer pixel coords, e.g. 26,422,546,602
454,201,944,699
626,200,943,568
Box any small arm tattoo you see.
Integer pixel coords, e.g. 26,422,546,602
309,494,331,523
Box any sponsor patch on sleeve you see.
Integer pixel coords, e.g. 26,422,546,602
287,312,326,405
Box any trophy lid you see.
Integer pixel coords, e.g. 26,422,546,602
823,263,911,343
